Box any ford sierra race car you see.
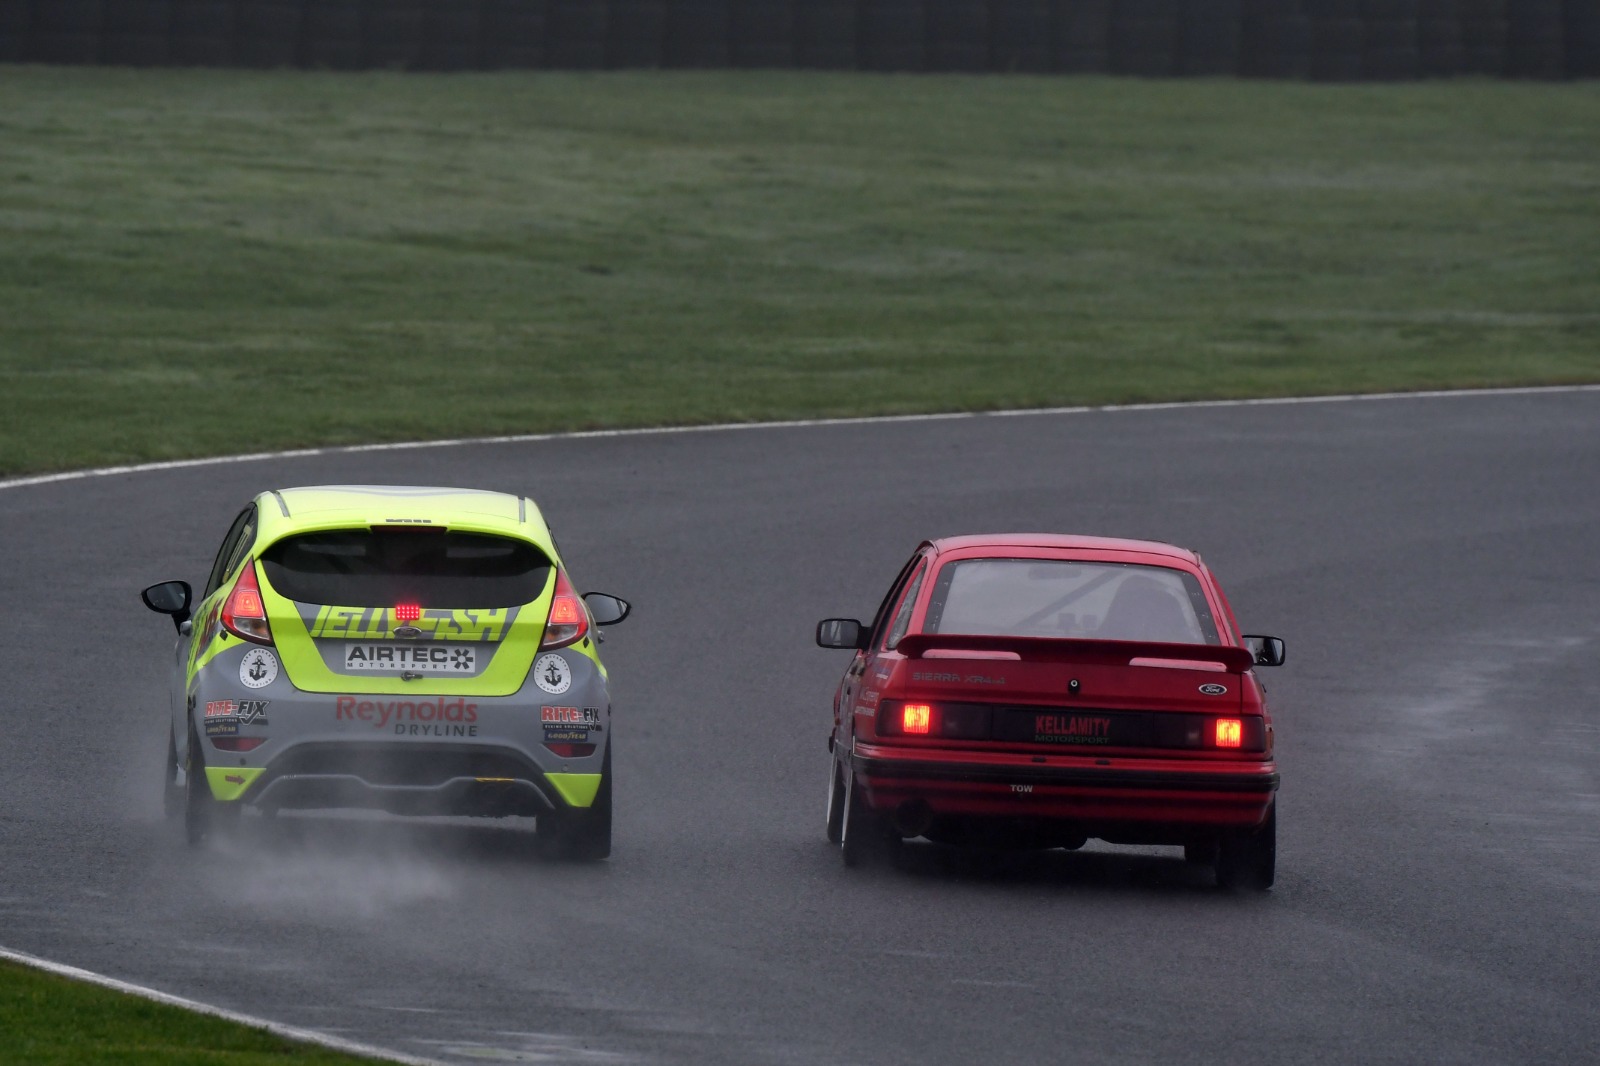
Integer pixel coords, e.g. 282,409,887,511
816,535,1285,889
141,485,630,859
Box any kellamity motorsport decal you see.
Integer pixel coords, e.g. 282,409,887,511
533,653,572,694
239,648,279,689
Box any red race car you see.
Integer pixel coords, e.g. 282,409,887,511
816,535,1285,890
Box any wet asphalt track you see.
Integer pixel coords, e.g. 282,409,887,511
1,390,1598,1065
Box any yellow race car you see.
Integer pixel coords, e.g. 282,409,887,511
140,485,630,859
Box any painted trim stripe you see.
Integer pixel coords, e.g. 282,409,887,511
0,945,440,1065
2,384,1597,494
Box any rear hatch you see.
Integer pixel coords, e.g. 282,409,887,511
886,635,1258,752
256,526,554,698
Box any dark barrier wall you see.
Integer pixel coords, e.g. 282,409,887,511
1,0,1596,77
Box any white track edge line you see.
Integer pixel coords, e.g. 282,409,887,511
0,945,442,1066
3,383,1597,494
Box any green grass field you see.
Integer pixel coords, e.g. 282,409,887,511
0,67,1596,476
0,959,381,1064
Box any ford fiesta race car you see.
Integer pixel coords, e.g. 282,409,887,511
141,486,630,859
816,535,1285,889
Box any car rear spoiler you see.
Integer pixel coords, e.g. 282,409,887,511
894,634,1257,674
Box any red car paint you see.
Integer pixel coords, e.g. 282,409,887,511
822,535,1282,881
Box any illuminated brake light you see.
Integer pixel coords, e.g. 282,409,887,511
221,559,273,645
903,704,933,735
395,603,421,622
539,568,589,649
1214,719,1243,748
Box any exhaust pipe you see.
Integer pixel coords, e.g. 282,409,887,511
892,799,933,838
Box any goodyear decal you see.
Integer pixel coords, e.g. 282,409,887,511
307,606,511,642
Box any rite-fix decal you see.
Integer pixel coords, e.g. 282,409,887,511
309,606,509,642
344,643,476,673
239,648,279,689
533,653,572,695
1198,683,1228,696
541,706,602,729
204,699,269,725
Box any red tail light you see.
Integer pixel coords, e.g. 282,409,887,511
1214,719,1243,748
211,737,266,752
902,704,933,735
539,568,589,649
221,560,273,645
542,742,596,758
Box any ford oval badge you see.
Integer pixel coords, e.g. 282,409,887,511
1198,683,1228,696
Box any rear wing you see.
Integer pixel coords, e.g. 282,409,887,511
894,634,1256,674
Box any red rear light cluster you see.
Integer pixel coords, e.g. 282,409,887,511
1214,718,1243,749
539,568,589,649
221,560,273,645
902,704,933,735
542,742,596,758
210,737,266,753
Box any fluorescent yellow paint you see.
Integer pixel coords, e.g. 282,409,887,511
546,773,603,808
205,766,264,801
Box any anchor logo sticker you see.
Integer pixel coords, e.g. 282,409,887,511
239,648,279,690
533,653,572,695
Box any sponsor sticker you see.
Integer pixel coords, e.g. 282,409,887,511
1198,683,1228,696
533,653,572,695
205,719,239,737
239,648,278,689
336,695,478,731
344,643,476,673
542,726,591,743
1033,714,1113,745
310,605,509,642
203,699,269,726
540,706,602,729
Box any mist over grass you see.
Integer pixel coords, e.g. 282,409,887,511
0,68,1596,475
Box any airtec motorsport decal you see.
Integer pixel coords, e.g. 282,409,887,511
239,648,278,689
533,653,572,694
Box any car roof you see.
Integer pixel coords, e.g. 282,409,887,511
253,485,552,546
928,533,1200,565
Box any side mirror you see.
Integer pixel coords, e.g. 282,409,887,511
141,580,193,631
816,618,869,650
583,592,631,627
1243,635,1286,667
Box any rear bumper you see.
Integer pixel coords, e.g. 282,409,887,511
234,741,588,816
851,743,1277,832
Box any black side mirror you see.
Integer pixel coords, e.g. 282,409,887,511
1243,635,1286,667
583,592,631,627
142,580,193,631
816,618,869,650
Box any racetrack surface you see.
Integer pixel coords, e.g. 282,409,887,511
1,391,1597,1064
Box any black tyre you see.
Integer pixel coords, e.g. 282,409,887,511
1216,803,1276,891
164,729,184,821
184,727,212,847
824,760,845,844
538,739,612,861
839,765,896,868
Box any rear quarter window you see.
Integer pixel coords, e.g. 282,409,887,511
260,529,552,608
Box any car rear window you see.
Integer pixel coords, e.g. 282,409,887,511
922,559,1220,645
260,529,552,608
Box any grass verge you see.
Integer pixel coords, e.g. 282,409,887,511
0,67,1596,475
0,958,385,1064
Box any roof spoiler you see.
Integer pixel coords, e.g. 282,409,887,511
894,634,1257,674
